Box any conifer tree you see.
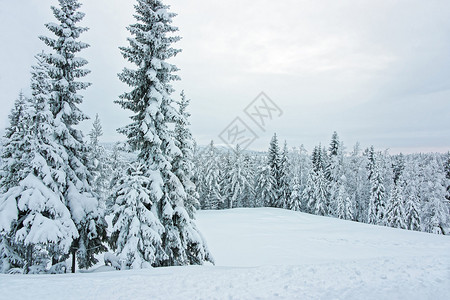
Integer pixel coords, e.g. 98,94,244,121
346,143,370,223
368,160,386,225
173,91,199,218
0,90,35,273
255,162,276,208
326,133,345,216
312,145,326,173
267,133,281,207
115,0,212,267
110,163,166,269
445,152,450,201
336,175,352,220
277,141,291,208
302,170,316,214
198,141,222,210
287,176,301,211
366,146,376,181
222,146,253,208
88,114,110,202
242,154,256,207
313,170,329,216
0,92,33,192
392,153,405,185
0,54,81,273
421,156,449,234
386,184,406,229
39,0,107,272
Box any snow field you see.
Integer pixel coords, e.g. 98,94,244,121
0,208,449,299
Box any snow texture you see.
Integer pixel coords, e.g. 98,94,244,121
0,208,448,299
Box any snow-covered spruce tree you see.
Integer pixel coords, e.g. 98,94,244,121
380,150,394,203
313,170,329,216
325,131,341,181
277,141,291,209
368,158,386,225
108,143,128,188
198,141,222,210
267,133,281,207
173,91,199,218
385,183,406,229
88,114,111,203
115,0,213,267
0,92,35,273
0,92,33,193
392,153,405,185
326,133,345,216
400,159,421,231
0,55,81,274
39,0,107,271
365,146,376,181
421,156,449,234
242,154,256,207
302,170,316,214
110,163,166,269
312,145,327,173
222,145,253,208
445,152,450,201
287,175,301,211
346,143,370,223
255,161,276,208
336,175,353,220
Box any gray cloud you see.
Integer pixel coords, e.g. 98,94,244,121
0,0,449,154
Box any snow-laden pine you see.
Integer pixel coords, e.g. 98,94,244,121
39,0,107,271
112,0,213,268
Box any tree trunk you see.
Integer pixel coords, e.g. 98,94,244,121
71,249,76,273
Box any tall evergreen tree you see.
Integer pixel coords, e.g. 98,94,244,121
221,145,252,208
421,156,449,234
445,152,450,201
368,160,386,225
173,91,199,218
326,133,344,216
287,175,301,211
277,141,291,208
0,54,81,274
392,153,405,185
336,175,353,220
267,133,281,207
312,145,327,173
114,0,212,267
386,184,406,229
88,114,110,202
399,161,421,231
198,141,222,210
110,163,166,269
366,146,376,181
0,92,33,192
39,0,107,272
0,92,34,273
313,170,329,216
302,170,316,214
255,162,276,208
346,143,370,223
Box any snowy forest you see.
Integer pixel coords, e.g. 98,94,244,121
194,134,450,234
0,0,449,278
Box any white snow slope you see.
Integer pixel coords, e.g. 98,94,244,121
1,208,449,299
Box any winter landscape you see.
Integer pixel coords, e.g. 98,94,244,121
0,0,449,299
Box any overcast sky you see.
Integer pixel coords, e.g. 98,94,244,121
0,0,449,154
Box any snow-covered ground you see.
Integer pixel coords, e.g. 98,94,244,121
1,208,449,299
